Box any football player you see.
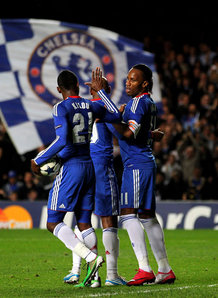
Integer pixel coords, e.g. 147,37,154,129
31,68,121,287
95,64,176,286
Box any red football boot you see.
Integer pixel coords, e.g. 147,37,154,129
155,270,176,284
127,269,155,286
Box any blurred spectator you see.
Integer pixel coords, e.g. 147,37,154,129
2,170,23,201
19,171,45,201
165,169,187,200
199,43,216,70
200,124,216,152
208,55,218,85
201,160,218,200
175,93,190,120
155,171,167,201
161,151,181,185
187,46,198,67
177,131,201,182
181,103,199,132
187,167,206,200
175,53,190,76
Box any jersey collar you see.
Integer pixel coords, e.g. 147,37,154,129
135,92,149,98
65,96,81,100
91,98,101,101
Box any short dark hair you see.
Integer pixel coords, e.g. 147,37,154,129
132,64,153,92
57,70,78,91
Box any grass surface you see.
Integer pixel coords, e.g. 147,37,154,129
0,229,218,297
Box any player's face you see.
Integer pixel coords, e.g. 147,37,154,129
126,68,148,98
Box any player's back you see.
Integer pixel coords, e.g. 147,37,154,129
56,96,93,161
90,99,113,163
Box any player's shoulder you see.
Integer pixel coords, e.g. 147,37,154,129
90,98,103,105
130,93,150,113
52,100,66,116
89,98,105,111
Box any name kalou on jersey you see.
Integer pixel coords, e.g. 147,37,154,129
34,91,121,166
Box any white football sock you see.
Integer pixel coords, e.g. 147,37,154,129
71,225,83,275
53,223,96,262
140,217,171,273
102,227,119,279
82,227,99,279
81,227,98,254
120,214,152,272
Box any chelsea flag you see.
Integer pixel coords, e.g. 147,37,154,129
0,19,161,155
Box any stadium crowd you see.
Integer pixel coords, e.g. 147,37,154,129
0,37,217,201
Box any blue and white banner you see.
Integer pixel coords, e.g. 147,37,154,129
0,19,161,155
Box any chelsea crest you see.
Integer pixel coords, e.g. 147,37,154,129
27,30,115,106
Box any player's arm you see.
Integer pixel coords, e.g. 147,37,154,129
91,100,122,123
88,67,120,115
31,104,68,174
106,121,164,143
106,123,125,140
109,105,164,141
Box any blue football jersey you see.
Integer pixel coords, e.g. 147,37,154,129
34,94,121,165
99,92,157,167
90,98,113,162
120,93,157,166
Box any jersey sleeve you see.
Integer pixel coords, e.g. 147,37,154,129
105,123,125,140
34,103,68,165
97,89,119,113
91,95,122,123
126,98,147,138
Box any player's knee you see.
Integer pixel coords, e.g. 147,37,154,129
47,221,57,233
101,216,118,229
77,222,92,231
138,210,156,219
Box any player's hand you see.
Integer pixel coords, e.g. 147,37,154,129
152,128,164,142
85,67,103,92
119,104,126,113
31,159,42,176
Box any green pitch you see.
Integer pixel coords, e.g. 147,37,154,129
0,229,217,297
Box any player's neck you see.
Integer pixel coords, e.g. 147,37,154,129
133,92,149,98
63,90,79,99
92,93,99,100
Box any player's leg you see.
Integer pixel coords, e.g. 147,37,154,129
47,212,101,266
119,167,155,286
73,161,104,287
75,209,101,288
94,162,126,285
139,212,176,284
64,221,99,285
48,160,103,286
101,216,126,286
64,225,83,284
138,164,176,284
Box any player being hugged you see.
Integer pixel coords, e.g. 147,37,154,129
31,67,121,287
95,64,176,286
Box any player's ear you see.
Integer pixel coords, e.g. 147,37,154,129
142,81,148,88
57,86,62,93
